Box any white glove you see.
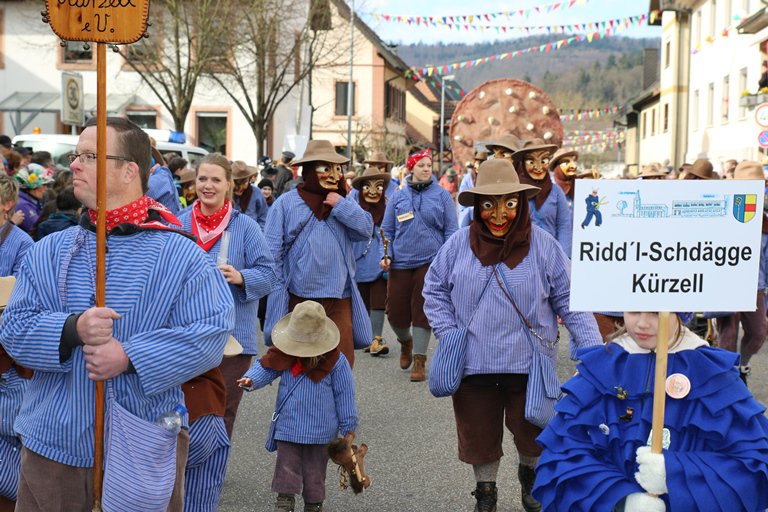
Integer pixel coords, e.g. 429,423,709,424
635,446,668,495
625,492,666,512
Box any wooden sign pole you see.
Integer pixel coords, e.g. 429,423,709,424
92,41,108,512
650,311,670,455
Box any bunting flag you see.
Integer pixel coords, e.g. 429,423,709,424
405,17,647,79
567,140,623,153
365,0,591,26
559,107,621,121
366,13,647,35
690,15,743,54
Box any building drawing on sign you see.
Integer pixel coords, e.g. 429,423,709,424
613,191,727,219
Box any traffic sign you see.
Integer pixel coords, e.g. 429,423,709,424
759,130,768,148
756,103,768,127
61,72,83,127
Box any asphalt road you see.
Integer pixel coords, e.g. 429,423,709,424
219,322,768,512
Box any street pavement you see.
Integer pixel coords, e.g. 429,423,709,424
219,322,768,512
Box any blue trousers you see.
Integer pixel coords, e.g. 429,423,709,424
581,210,602,227
184,415,231,512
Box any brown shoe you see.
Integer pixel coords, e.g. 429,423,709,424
369,336,389,356
410,354,426,382
399,337,413,369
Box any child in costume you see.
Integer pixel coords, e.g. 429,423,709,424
238,301,358,512
533,312,768,511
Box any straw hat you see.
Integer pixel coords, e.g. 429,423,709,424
364,151,394,166
351,167,392,190
485,134,521,154
232,161,259,181
177,168,196,185
549,147,579,173
272,301,340,357
688,158,717,180
294,140,349,166
734,160,765,180
223,335,244,357
457,159,540,207
0,276,15,310
639,165,668,179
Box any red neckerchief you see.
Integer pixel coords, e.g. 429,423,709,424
259,346,341,383
191,200,231,252
407,148,432,171
87,195,181,233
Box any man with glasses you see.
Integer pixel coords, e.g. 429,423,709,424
0,117,235,511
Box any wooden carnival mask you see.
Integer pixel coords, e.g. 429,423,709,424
559,155,578,177
524,150,553,180
314,162,343,190
361,178,385,203
479,193,519,237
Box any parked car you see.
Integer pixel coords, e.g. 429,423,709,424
12,130,208,170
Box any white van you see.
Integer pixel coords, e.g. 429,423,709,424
12,130,208,169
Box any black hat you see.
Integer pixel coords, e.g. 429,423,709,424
282,151,295,163
0,135,12,149
257,178,274,189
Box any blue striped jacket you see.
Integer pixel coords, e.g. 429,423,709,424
179,209,277,355
243,354,358,444
347,190,386,283
529,183,572,257
0,226,235,467
148,166,182,215
381,178,458,269
0,224,33,277
234,185,269,229
423,226,601,379
262,191,373,345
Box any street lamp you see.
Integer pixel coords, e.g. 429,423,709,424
439,74,455,175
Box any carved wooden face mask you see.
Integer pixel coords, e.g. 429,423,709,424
491,147,515,162
479,193,519,237
361,178,385,203
524,150,552,180
559,156,578,177
315,162,343,190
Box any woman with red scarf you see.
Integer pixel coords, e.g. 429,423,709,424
381,148,458,382
179,153,277,437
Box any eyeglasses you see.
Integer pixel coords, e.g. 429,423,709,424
67,153,133,165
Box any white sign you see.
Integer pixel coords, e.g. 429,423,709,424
756,103,768,127
570,179,764,312
61,72,84,126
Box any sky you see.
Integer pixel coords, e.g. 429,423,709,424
354,0,662,46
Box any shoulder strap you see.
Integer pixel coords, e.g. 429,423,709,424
272,374,307,419
494,265,559,348
463,269,495,330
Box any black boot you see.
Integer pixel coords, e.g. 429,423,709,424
518,464,541,512
471,481,497,512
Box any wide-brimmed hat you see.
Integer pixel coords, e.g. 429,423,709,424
549,147,579,172
688,158,717,179
232,161,259,181
576,168,600,179
224,335,244,357
352,167,392,190
485,134,521,154
514,138,558,157
272,301,340,357
639,165,667,179
294,140,349,166
474,150,488,162
177,168,196,185
457,159,540,207
0,276,15,309
15,163,54,190
734,160,765,180
364,151,394,166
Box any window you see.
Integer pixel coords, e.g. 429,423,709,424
335,81,356,116
642,112,647,139
60,41,94,68
664,41,671,69
707,83,714,126
724,0,732,26
651,107,656,136
722,75,730,123
663,103,669,132
710,0,717,38
385,83,406,123
739,67,748,118
196,112,228,154
0,9,5,69
693,90,700,131
126,110,158,129
695,9,702,47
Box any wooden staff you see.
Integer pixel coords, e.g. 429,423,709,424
379,227,389,261
92,42,108,512
650,311,670,455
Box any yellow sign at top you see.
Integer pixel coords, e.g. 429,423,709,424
45,0,150,44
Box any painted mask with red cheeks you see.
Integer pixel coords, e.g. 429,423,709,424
559,156,578,177
314,161,343,190
361,178,384,203
524,150,553,180
479,193,518,237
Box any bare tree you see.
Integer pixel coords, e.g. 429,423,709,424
206,0,347,158
119,0,232,132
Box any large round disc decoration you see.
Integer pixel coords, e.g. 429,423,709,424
449,78,564,166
